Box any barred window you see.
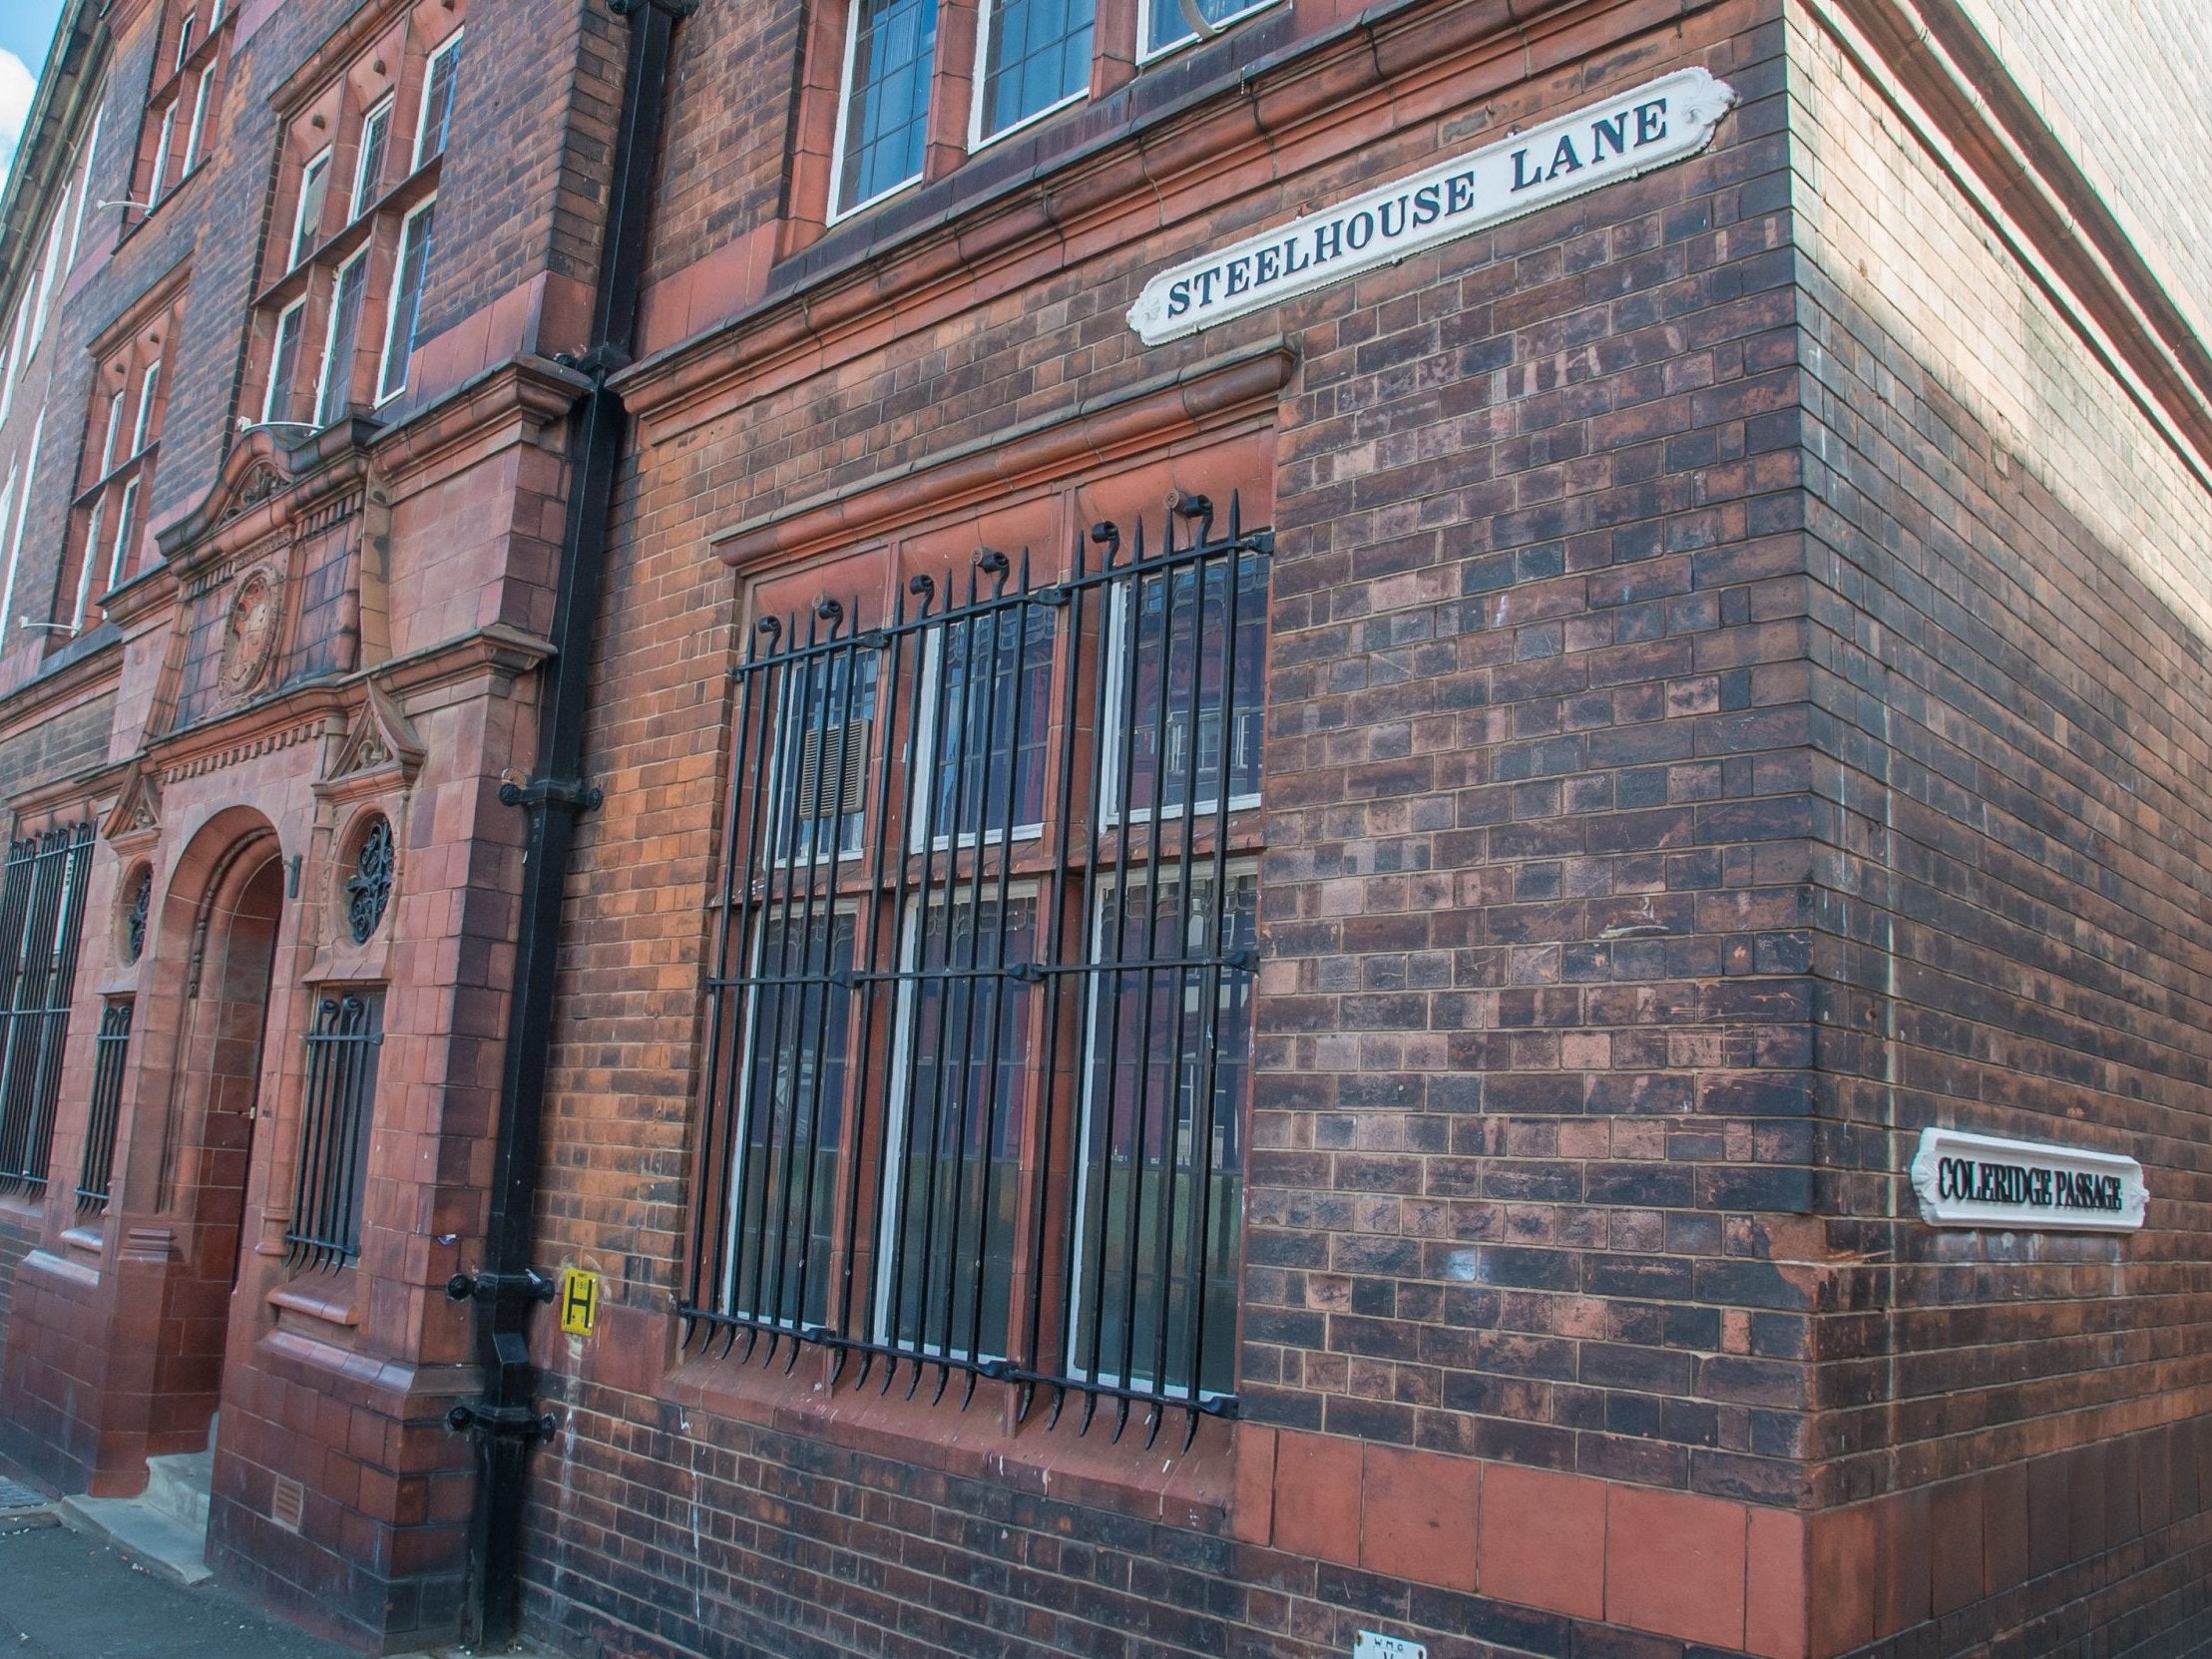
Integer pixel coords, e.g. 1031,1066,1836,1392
0,825,95,1192
688,496,1268,1443
286,991,383,1267
75,1001,134,1210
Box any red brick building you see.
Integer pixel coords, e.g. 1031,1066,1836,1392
2,0,2211,1656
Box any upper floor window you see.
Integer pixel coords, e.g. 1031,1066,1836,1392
684,482,1270,1438
823,0,1278,220
134,0,234,213
250,0,461,429
58,285,185,632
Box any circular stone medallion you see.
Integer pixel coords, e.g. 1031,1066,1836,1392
219,566,283,697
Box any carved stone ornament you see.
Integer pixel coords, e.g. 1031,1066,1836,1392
101,767,163,847
218,564,285,699
218,463,286,526
324,684,425,788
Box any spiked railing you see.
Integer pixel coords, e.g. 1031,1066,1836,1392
683,495,1269,1449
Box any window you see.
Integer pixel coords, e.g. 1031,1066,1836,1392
820,0,1281,221
375,198,434,402
254,2,459,428
286,990,383,1266
314,248,369,426
60,289,180,629
0,825,96,1194
290,149,331,268
134,0,233,212
832,0,939,216
688,493,1270,1439
263,300,305,424
75,1001,134,1211
974,0,1092,144
414,30,462,167
352,97,392,218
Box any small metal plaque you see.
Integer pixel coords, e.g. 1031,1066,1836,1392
559,1266,601,1337
1354,1635,1426,1659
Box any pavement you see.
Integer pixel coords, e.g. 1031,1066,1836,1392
0,1521,361,1658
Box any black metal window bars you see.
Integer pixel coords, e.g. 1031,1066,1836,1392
75,1000,135,1210
0,824,95,1194
685,494,1269,1448
286,990,384,1267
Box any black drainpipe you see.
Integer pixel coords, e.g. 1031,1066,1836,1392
444,0,686,1646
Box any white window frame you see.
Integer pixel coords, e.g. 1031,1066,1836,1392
33,201,68,343
967,0,1091,153
1062,857,1256,1401
174,10,197,72
100,389,125,474
1135,0,1284,62
826,0,935,224
351,95,393,218
289,147,331,268
0,414,44,630
81,498,107,617
104,479,140,608
374,194,435,404
66,106,103,274
182,70,214,175
152,104,178,200
313,247,369,427
132,360,162,453
870,880,1042,1365
762,647,876,869
412,29,465,170
263,298,305,424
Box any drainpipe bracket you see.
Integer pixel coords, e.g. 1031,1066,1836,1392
446,1402,560,1444
446,1268,560,1307
499,776,604,814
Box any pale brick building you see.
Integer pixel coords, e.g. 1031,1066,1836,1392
0,0,2208,1655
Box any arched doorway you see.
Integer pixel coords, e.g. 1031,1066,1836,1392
142,835,285,1456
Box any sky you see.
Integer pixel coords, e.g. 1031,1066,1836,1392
0,0,67,190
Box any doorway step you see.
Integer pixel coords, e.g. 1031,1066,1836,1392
58,1425,215,1585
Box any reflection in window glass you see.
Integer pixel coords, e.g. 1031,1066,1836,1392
919,605,1053,843
835,0,938,214
978,0,1093,140
725,909,855,1330
1143,0,1272,55
415,33,463,166
290,150,330,267
352,99,391,217
1111,549,1266,818
882,892,1037,1363
1072,867,1255,1399
315,251,368,426
377,199,435,402
769,648,877,864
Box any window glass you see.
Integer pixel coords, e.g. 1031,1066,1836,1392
376,199,434,402
152,106,177,199
264,301,304,424
131,361,161,452
767,648,876,864
182,72,214,172
834,0,938,214
291,149,331,267
1109,549,1266,818
977,0,1092,141
1142,0,1272,55
723,909,856,1329
352,98,391,216
415,32,462,167
916,604,1053,844
101,391,123,473
881,892,1038,1362
315,252,368,425
107,480,138,593
1070,867,1254,1399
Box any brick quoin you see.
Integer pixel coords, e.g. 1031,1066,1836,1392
0,0,2204,1654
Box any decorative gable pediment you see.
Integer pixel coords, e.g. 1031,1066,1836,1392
316,685,423,800
102,766,163,851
